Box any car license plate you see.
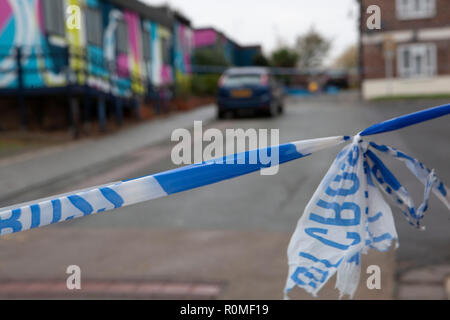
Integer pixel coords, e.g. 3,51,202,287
231,89,252,98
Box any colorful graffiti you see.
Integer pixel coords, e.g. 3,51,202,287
0,0,66,88
0,0,150,97
175,22,193,75
173,21,193,93
0,0,260,100
123,10,144,94
66,0,86,85
144,21,173,87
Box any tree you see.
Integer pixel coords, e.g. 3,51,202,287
253,53,270,67
193,47,230,67
295,28,331,69
333,45,358,70
270,47,299,68
191,47,230,97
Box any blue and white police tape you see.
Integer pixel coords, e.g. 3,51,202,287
0,103,449,299
286,103,450,298
0,135,349,235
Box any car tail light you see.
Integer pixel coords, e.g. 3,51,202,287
261,74,269,86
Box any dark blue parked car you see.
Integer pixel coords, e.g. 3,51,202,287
217,67,284,119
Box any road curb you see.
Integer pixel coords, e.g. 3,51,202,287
396,264,450,300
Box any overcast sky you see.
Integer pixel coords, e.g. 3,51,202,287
143,0,359,65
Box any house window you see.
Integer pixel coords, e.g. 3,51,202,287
116,20,128,54
396,0,436,20
397,43,436,78
42,0,65,36
141,28,151,61
86,8,102,46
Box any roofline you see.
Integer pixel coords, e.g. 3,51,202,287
106,1,257,48
239,45,262,50
108,0,187,29
194,27,262,49
173,10,192,27
194,27,217,32
194,27,238,46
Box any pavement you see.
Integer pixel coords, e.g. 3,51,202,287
0,106,216,206
0,92,449,299
397,264,450,299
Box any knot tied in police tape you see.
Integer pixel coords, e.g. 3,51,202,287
285,134,450,299
0,103,449,299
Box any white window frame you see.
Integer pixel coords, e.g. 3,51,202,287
396,0,436,20
397,43,437,78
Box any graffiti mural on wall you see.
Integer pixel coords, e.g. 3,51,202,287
123,10,145,95
174,21,193,93
174,22,192,76
102,4,141,97
0,0,259,101
0,0,67,88
146,21,173,87
0,0,148,97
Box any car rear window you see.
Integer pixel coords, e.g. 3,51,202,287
222,74,264,86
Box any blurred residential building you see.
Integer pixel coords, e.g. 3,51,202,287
359,0,450,99
0,0,261,133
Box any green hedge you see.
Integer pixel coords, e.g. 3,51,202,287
191,73,221,96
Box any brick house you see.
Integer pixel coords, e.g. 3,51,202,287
359,0,450,99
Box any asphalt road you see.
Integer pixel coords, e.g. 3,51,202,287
0,93,448,299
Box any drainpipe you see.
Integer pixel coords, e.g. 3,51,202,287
358,0,364,100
